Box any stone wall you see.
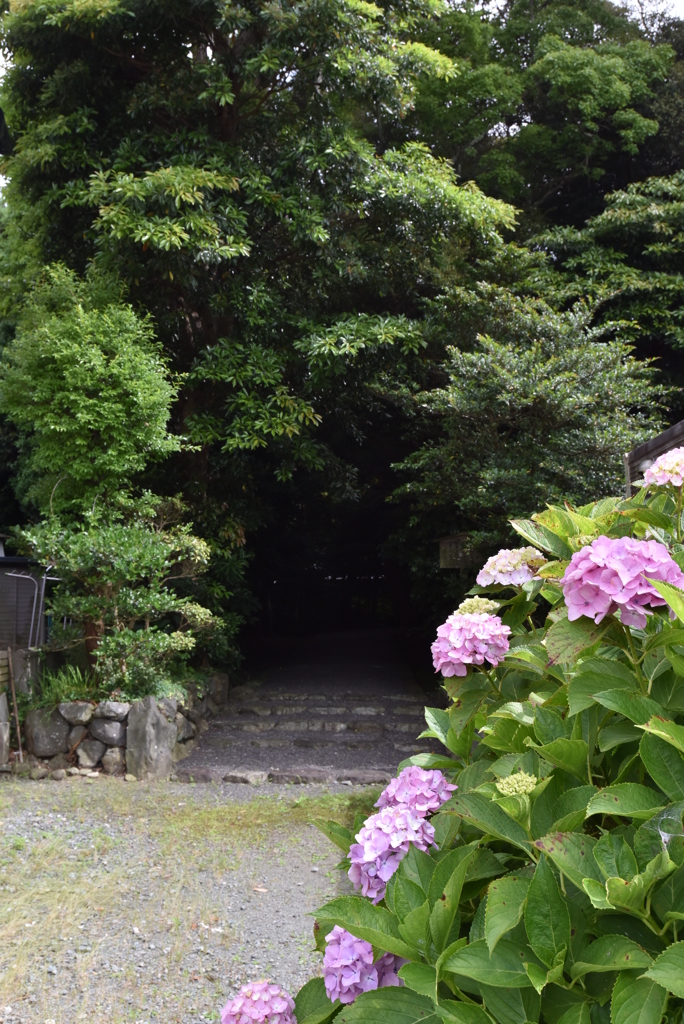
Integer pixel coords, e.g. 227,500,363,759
2,670,230,779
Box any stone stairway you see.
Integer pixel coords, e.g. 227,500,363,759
175,629,448,784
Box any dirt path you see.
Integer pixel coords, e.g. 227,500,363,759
0,775,373,1024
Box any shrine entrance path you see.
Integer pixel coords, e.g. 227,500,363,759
179,628,445,783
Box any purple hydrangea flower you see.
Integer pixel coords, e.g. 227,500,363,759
644,447,684,488
376,766,456,815
476,546,546,586
221,981,296,1024
323,926,405,1004
561,535,684,629
348,804,436,903
431,612,511,677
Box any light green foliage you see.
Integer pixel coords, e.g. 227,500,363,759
19,495,222,698
310,478,684,1024
0,266,180,513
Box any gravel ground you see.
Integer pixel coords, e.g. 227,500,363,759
0,775,375,1024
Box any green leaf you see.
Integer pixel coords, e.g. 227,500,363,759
568,671,638,717
545,617,608,666
532,738,588,781
557,1004,591,1024
510,519,573,559
313,897,415,960
397,963,436,999
398,901,431,955
525,961,550,994
637,717,684,754
524,855,571,968
295,979,341,1024
395,877,430,921
604,874,647,912
645,578,684,623
582,878,614,910
644,627,684,653
623,509,674,533
445,793,531,852
592,691,667,725
334,987,441,1024
599,721,642,751
570,937,652,979
397,754,460,773
424,708,451,746
642,940,684,998
651,863,684,923
443,938,533,988
485,874,530,953
534,833,603,889
639,733,684,801
313,819,353,855
593,834,638,880
429,846,478,954
480,983,541,1024
449,678,491,735
399,846,437,893
610,972,667,1024
433,1000,493,1024
586,784,665,820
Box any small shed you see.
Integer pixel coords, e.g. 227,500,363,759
624,418,684,497
439,533,474,569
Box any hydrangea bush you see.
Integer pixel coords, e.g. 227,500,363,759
222,451,684,1024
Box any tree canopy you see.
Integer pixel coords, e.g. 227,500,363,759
0,0,680,646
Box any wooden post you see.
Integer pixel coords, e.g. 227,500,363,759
625,419,684,498
7,647,22,763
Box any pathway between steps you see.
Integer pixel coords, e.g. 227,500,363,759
177,628,445,784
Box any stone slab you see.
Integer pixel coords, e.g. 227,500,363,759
175,767,223,784
25,708,70,758
126,696,176,780
267,769,331,784
0,722,8,765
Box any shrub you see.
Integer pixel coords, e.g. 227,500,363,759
240,447,684,1024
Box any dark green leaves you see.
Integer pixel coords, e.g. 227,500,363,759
443,939,534,987
642,941,684,997
485,875,530,952
639,733,684,801
524,856,570,969
586,785,666,820
569,937,652,979
313,897,415,959
294,979,341,1024
610,973,667,1024
545,617,608,666
445,793,531,852
335,987,441,1024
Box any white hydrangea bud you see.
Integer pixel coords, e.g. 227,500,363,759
456,597,500,615
495,770,537,797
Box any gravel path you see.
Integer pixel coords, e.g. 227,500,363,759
0,775,373,1024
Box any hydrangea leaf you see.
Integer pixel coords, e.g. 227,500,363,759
593,833,638,881
335,987,441,1024
445,793,532,852
557,1003,591,1024
642,940,684,997
313,897,415,960
294,979,341,1024
592,691,667,725
644,578,684,623
599,721,642,751
569,936,652,979
398,901,431,956
313,819,353,854
610,972,667,1024
429,846,478,953
484,874,530,952
530,738,588,781
397,963,437,999
567,660,638,716
582,878,614,910
586,784,666,820
432,999,492,1024
510,520,573,559
637,717,684,754
524,855,571,968
604,874,647,912
651,863,684,923
534,833,603,890
544,617,609,666
479,981,541,1024
442,938,535,987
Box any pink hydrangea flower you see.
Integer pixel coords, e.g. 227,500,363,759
431,612,511,677
476,547,546,586
561,535,684,629
323,926,405,1003
348,804,436,903
221,981,295,1024
644,447,684,488
376,766,456,815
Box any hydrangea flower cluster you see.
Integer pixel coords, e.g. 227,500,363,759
644,447,684,488
456,596,500,615
221,982,296,1024
348,804,436,903
323,926,404,1003
376,766,456,815
495,770,537,797
431,612,511,677
561,535,684,629
476,547,546,586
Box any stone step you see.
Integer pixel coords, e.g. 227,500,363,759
214,718,425,735
204,731,440,753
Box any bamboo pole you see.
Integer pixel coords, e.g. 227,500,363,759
7,647,22,763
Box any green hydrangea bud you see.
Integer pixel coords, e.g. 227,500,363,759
495,770,537,797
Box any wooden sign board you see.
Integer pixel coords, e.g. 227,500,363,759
624,418,684,497
439,533,472,569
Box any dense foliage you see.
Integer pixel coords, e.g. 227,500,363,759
296,456,684,1024
0,0,682,640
